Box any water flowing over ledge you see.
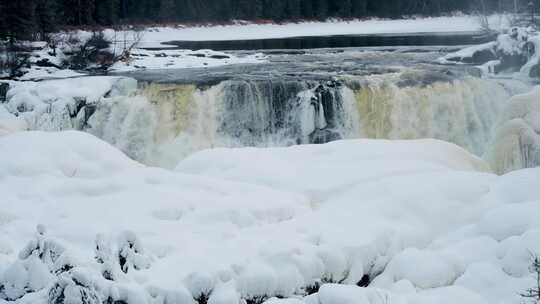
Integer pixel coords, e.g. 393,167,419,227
1,69,532,173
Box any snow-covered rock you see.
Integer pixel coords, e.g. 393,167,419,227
2,76,137,132
439,27,540,76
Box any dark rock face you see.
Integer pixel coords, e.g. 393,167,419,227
309,128,341,144
0,83,9,103
469,48,497,64
495,52,528,73
524,41,540,77
444,47,496,65
529,63,540,78
356,274,371,287
35,58,62,69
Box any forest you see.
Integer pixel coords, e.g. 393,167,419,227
0,0,534,41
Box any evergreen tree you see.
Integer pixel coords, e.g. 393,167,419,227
94,0,118,25
159,0,176,22
264,0,287,20
80,0,96,25
0,0,7,40
174,0,198,21
4,0,36,42
0,0,508,35
35,0,57,40
332,0,353,17
217,0,234,21
313,0,329,19
351,0,368,17
286,0,302,19
301,0,315,18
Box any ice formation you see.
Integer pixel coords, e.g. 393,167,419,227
487,86,540,173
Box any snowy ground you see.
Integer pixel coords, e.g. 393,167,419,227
134,15,509,47
0,128,539,304
110,48,265,72
16,42,266,78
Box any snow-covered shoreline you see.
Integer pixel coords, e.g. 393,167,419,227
133,15,508,47
3,15,512,78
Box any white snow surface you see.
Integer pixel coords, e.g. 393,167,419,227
110,48,265,72
0,130,539,303
17,67,86,81
134,15,508,47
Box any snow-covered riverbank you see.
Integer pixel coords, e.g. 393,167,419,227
3,15,512,79
133,15,508,47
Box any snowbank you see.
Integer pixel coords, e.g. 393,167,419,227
134,15,507,47
1,130,539,304
176,139,490,194
1,76,137,132
110,49,265,72
0,131,140,179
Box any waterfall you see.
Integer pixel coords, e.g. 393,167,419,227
216,80,352,147
4,73,532,171
344,75,529,156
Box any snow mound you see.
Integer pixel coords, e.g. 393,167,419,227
0,105,27,136
176,139,490,194
1,131,539,304
0,131,140,179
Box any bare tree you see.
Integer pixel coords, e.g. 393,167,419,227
0,41,30,79
476,0,494,34
111,24,144,64
521,255,540,304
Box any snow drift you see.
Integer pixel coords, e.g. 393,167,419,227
0,131,539,304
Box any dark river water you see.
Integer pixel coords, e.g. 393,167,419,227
158,31,495,51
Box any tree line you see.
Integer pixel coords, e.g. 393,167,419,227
0,0,535,41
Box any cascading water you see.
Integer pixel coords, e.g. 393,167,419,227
84,79,354,167
216,80,352,146
82,73,528,169
344,74,529,156
4,70,532,171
